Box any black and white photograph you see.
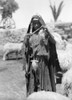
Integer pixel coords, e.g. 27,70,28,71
0,0,71,100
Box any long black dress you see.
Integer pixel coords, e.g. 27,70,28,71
23,28,58,96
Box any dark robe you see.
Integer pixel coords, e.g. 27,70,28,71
23,28,57,96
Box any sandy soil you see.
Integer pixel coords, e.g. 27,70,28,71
0,58,26,100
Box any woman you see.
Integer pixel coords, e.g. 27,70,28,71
23,15,61,96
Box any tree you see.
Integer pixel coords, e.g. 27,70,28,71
0,0,19,29
0,0,19,19
49,1,64,22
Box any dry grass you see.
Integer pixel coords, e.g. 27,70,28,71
0,28,27,45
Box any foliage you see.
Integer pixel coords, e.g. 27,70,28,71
0,0,19,19
50,1,64,22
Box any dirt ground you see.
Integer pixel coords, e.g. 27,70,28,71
0,57,26,100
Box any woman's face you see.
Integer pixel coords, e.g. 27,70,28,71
32,19,41,31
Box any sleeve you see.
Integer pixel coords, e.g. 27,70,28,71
44,27,56,44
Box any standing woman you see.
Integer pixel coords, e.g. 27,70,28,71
23,15,60,96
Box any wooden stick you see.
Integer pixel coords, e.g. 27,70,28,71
26,25,45,36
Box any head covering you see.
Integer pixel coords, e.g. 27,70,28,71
27,15,46,34
31,15,45,26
